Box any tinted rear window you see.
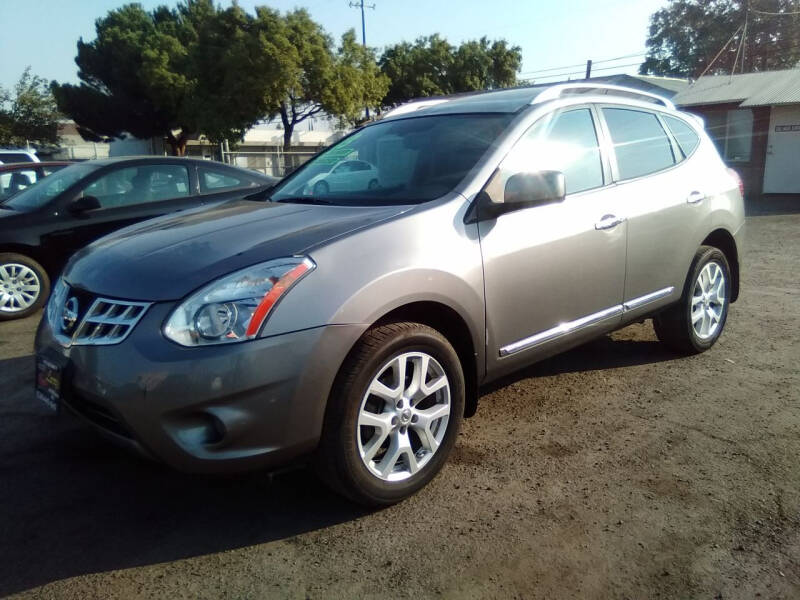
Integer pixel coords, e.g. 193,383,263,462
663,115,700,158
603,108,676,180
0,153,34,164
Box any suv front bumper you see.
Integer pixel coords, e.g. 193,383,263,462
35,301,366,472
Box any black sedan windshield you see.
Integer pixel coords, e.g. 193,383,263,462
270,113,514,206
1,163,97,212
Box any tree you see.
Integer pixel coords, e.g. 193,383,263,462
640,0,800,78
268,9,389,150
379,35,522,106
0,68,61,148
52,1,292,155
53,2,388,154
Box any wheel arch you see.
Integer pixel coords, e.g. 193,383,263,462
701,228,739,302
370,301,480,419
0,244,51,273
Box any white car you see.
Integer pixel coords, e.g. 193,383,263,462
306,160,379,195
0,149,40,164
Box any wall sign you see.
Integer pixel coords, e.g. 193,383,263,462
775,124,800,132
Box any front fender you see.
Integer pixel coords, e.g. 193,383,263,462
259,197,486,377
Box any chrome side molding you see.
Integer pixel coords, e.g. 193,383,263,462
499,305,622,357
622,286,674,311
499,286,676,357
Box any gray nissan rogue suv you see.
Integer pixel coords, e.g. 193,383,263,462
35,84,744,505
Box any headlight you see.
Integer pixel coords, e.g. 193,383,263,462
163,257,315,346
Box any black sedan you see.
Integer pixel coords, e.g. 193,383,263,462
0,156,276,320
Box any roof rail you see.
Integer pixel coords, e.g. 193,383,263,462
532,83,675,110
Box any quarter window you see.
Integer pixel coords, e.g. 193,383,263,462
603,108,676,180
199,166,256,192
663,115,700,158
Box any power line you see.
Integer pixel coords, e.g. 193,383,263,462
696,24,743,80
520,51,646,76
527,61,645,82
749,8,800,15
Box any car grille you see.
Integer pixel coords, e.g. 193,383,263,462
51,280,151,346
72,298,151,345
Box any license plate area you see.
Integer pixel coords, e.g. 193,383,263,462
36,355,63,413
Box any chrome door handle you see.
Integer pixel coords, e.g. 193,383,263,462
687,191,706,204
595,215,626,230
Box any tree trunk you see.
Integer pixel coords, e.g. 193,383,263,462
279,103,294,152
166,131,189,156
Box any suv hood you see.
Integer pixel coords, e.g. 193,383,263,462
65,199,410,301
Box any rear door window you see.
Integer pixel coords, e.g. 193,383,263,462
80,164,191,209
663,115,700,158
602,108,676,180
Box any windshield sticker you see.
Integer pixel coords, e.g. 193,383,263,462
316,131,364,165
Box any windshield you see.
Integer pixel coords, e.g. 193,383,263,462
1,163,98,211
270,113,514,206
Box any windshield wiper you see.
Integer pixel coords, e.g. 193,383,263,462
272,196,333,205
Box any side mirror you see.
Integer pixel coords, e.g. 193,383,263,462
465,170,567,224
67,195,101,214
504,170,565,209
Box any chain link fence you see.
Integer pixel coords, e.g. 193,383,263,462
221,149,320,178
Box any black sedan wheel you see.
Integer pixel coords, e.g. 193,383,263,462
0,253,50,320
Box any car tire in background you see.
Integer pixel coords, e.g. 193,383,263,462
316,321,465,506
0,253,50,321
313,181,329,196
653,245,731,354
368,179,379,190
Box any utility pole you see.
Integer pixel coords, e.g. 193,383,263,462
585,59,592,79
349,0,376,118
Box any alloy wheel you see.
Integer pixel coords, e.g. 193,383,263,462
691,261,726,340
357,351,451,482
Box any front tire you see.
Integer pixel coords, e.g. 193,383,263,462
653,246,731,354
0,253,50,321
316,322,465,506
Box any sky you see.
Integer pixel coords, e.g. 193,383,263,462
0,0,667,91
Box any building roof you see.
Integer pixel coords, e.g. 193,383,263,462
628,75,690,95
673,69,800,107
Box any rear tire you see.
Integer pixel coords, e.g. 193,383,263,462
653,246,731,354
316,322,464,506
313,180,329,196
0,253,50,321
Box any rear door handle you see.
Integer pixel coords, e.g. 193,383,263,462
595,214,626,230
687,191,706,204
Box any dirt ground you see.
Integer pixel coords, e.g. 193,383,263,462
1,199,798,599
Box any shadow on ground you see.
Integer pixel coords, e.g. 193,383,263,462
482,332,678,395
0,332,675,595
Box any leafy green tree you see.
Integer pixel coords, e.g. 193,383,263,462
0,68,61,148
640,0,800,78
53,2,388,154
379,35,522,106
269,9,389,150
52,1,295,155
